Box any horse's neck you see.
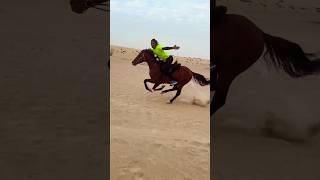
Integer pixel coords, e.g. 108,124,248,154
146,58,157,69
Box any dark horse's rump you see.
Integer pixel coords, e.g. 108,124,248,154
212,5,320,115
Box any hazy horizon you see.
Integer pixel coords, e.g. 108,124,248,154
110,0,210,59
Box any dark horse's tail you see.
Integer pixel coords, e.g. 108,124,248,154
263,33,320,78
192,72,210,86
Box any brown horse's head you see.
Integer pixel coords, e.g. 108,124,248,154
132,49,154,66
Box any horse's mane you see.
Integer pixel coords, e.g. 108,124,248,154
214,6,227,26
141,48,153,54
139,49,158,62
141,49,155,57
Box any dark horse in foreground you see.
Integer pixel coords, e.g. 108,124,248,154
69,0,109,13
212,6,320,115
132,49,210,103
69,0,110,68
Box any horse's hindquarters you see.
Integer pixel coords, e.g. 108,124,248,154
214,14,265,73
172,66,194,85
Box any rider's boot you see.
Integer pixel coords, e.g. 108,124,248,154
168,69,177,86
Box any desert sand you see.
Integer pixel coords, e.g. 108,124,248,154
110,45,210,180
214,0,320,179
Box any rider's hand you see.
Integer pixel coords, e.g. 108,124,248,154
173,45,180,50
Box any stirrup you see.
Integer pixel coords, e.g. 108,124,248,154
170,80,178,86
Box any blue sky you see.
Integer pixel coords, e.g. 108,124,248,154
110,0,210,59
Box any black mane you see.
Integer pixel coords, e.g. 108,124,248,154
141,48,153,54
141,49,155,57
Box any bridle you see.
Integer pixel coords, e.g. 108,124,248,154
135,51,146,64
140,50,158,65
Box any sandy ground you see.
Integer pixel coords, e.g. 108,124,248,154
110,46,210,180
0,2,108,180
214,0,320,179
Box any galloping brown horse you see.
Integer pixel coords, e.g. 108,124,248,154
132,49,210,103
212,6,320,115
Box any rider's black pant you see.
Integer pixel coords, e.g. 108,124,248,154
161,56,174,76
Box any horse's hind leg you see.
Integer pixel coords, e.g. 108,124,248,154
169,88,182,104
159,84,182,103
211,74,235,115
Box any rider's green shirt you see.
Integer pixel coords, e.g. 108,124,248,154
151,44,170,62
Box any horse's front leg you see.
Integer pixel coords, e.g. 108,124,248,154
144,79,153,92
153,85,165,91
152,82,164,91
161,86,176,94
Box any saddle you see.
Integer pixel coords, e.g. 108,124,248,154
156,59,181,75
169,61,181,73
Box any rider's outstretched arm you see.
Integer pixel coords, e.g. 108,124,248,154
162,45,179,50
162,47,175,50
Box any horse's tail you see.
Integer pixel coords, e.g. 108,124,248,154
263,33,320,78
192,72,210,86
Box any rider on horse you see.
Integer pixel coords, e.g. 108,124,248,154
150,39,180,85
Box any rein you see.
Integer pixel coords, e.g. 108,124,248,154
141,51,158,66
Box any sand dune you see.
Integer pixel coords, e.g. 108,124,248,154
110,45,210,180
213,0,320,179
